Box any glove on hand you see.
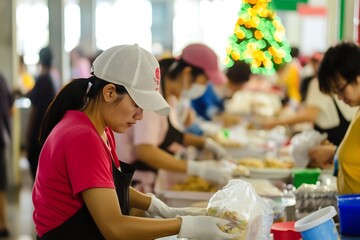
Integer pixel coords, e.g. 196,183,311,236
187,160,231,185
204,138,228,160
178,215,240,240
146,193,206,218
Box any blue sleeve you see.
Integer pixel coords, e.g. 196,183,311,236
191,84,224,121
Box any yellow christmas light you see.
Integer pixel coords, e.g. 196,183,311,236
247,42,258,51
277,48,286,58
251,59,262,68
235,29,246,39
248,7,256,16
274,31,283,42
263,58,272,68
231,50,241,61
268,46,275,55
256,51,266,61
274,56,282,64
237,17,245,25
254,30,263,39
252,16,260,26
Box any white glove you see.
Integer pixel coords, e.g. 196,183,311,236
204,138,228,160
178,215,239,240
146,193,206,218
187,160,232,185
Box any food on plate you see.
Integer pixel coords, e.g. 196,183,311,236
264,158,294,169
232,165,250,177
236,157,295,169
236,158,265,168
170,176,218,192
207,207,248,240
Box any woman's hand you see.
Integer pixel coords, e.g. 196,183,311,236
308,144,336,168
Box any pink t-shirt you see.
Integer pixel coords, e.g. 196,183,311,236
115,110,168,164
32,110,119,237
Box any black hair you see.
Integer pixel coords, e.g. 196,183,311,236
158,58,176,77
318,41,360,94
39,47,53,68
290,47,300,58
225,60,251,84
39,75,127,144
166,58,205,81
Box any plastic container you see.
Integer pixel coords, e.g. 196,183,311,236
292,168,321,188
294,206,338,240
271,221,302,240
337,194,360,236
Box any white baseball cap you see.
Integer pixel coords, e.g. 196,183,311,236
92,44,170,116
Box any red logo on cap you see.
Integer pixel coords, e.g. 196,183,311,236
153,68,160,91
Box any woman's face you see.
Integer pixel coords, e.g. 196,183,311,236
334,76,360,106
105,93,143,133
178,70,208,99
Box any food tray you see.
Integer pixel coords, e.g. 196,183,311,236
154,170,285,208
154,170,215,207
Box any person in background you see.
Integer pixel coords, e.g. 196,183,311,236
32,44,239,240
169,60,252,134
300,51,323,101
16,55,35,96
191,60,251,123
0,73,14,237
115,43,231,193
210,60,252,127
276,46,302,108
316,41,360,194
69,46,92,79
26,46,57,179
260,67,357,147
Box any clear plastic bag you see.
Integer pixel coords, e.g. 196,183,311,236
290,129,327,167
206,179,274,240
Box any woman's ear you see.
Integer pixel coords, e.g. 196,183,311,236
102,84,116,103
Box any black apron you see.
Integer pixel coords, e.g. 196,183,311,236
37,160,135,240
314,97,351,146
132,117,184,173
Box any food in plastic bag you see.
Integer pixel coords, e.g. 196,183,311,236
208,207,248,236
290,129,327,167
206,179,274,240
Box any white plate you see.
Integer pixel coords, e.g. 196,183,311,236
249,167,292,180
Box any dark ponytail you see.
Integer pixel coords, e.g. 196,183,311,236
39,76,127,144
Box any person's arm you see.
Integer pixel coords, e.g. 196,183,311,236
82,188,181,240
183,132,206,148
83,188,239,240
129,187,151,210
134,144,231,184
261,106,319,129
135,144,187,172
129,187,207,217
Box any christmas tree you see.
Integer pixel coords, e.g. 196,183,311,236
225,0,292,75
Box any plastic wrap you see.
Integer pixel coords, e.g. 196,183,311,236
290,129,327,167
206,179,274,240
